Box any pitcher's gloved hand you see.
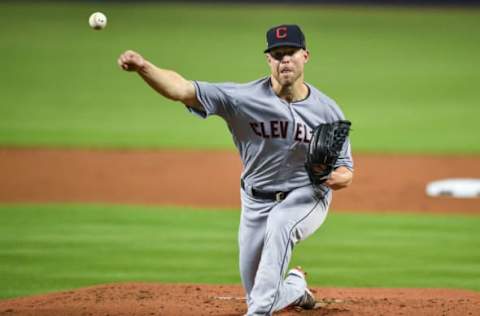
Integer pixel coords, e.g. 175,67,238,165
305,120,351,186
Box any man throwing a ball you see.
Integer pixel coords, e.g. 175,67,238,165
118,24,353,315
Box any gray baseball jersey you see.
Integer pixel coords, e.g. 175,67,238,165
190,77,353,187
188,77,353,315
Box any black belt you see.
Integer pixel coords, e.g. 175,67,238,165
241,179,291,202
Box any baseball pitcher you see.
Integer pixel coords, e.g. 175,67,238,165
118,24,354,316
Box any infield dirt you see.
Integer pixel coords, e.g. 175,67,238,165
0,148,479,315
1,148,479,214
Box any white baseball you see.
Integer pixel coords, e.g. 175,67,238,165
89,12,107,30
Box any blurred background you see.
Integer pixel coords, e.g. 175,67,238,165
1,0,479,152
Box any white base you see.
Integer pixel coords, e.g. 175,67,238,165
426,178,480,199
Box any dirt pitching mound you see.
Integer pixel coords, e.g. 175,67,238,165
0,283,479,316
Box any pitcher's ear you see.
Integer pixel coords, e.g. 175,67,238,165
304,50,310,63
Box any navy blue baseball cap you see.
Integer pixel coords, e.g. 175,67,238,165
264,24,306,53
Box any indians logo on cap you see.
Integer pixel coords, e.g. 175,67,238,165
264,24,305,53
275,27,288,39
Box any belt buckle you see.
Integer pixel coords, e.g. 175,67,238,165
275,192,285,201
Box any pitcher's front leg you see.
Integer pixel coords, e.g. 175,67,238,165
246,187,329,315
239,212,267,301
246,210,300,315
239,189,275,305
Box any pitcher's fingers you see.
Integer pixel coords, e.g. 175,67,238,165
118,58,129,70
124,52,134,62
120,54,129,64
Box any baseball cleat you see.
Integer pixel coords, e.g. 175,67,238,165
293,288,316,310
288,266,317,310
287,266,307,279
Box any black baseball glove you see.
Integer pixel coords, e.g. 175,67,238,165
305,120,351,186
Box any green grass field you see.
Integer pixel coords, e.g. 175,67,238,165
1,204,479,299
1,3,479,153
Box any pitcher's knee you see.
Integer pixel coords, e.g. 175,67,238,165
265,222,294,242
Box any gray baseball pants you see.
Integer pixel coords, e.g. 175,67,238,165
239,185,331,315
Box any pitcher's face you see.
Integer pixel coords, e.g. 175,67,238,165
267,47,309,86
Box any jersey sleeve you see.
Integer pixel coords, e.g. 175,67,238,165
327,98,354,171
187,80,237,119
335,139,354,171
